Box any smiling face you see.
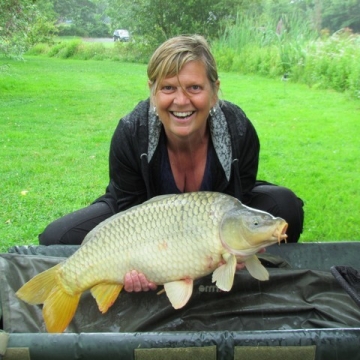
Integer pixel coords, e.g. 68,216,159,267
152,60,219,142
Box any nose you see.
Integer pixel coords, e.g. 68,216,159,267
173,88,190,105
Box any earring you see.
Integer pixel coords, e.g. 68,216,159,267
153,106,158,116
209,107,216,117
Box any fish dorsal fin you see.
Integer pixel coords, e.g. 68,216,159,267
90,283,123,314
212,253,237,291
164,279,193,309
245,255,269,281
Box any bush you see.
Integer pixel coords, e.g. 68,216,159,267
47,41,68,57
57,24,87,37
46,39,82,58
89,23,110,38
26,43,51,55
213,14,360,98
57,24,77,37
295,29,360,94
348,61,360,99
111,40,154,64
213,46,235,72
59,40,81,59
57,21,109,38
73,42,110,60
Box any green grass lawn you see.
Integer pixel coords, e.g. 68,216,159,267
1,55,359,252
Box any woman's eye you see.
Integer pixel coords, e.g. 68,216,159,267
161,86,174,93
189,85,201,92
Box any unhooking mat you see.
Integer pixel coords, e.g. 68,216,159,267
1,246,360,333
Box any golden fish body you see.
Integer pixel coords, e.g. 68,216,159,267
60,192,232,292
16,192,287,333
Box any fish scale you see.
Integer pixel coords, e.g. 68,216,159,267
59,192,228,290
16,191,288,333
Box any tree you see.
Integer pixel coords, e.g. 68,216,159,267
270,0,360,34
107,0,261,44
322,0,360,33
53,0,110,36
0,0,56,57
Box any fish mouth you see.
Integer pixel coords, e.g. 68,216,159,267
273,222,288,244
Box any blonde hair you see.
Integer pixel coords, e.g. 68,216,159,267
147,35,219,98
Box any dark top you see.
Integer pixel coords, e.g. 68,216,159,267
101,99,260,212
158,131,215,194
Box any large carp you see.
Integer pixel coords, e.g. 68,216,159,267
16,192,287,333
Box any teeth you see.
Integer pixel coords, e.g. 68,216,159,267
172,111,193,118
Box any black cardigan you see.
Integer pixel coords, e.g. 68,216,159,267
103,99,260,212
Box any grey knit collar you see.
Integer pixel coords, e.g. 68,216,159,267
147,103,232,181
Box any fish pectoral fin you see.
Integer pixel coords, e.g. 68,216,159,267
245,255,269,281
164,279,193,309
90,283,123,314
212,253,237,291
43,285,81,333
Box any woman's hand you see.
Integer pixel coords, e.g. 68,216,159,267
235,262,246,271
124,270,157,292
235,248,266,270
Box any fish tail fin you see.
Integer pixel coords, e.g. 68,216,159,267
16,263,62,304
16,263,80,333
43,285,81,333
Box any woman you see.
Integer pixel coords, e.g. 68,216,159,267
39,35,304,291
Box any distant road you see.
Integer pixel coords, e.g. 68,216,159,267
82,37,113,43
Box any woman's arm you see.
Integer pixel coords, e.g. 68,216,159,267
108,116,148,212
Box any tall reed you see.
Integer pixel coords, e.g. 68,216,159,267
213,10,317,77
212,10,360,98
291,29,360,97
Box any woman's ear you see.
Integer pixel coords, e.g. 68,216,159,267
212,79,220,106
148,80,157,107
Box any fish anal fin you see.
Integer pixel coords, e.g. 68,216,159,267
245,255,269,281
43,285,81,333
212,253,237,291
90,283,123,314
164,279,193,309
16,263,62,304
